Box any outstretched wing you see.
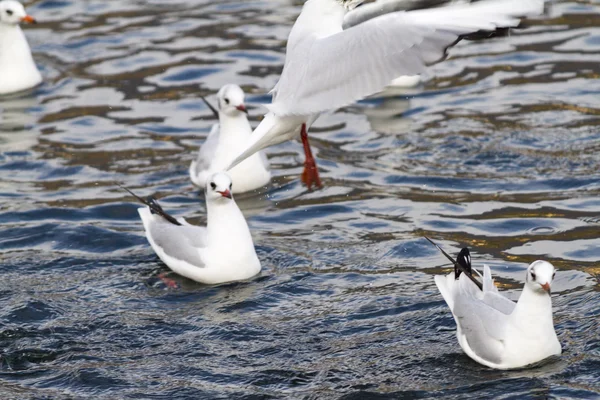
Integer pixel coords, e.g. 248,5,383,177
343,0,449,29
270,0,543,116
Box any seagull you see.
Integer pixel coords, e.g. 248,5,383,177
122,172,262,285
427,237,561,370
189,84,271,194
0,0,42,95
226,0,545,190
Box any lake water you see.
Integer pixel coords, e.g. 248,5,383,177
0,0,599,398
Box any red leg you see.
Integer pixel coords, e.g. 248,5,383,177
300,123,322,190
159,272,178,289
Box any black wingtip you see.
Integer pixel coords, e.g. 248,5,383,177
116,183,182,226
456,248,472,278
200,96,219,119
424,236,482,291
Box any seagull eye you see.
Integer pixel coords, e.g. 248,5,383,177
210,182,216,190
531,271,536,280
552,272,556,279
6,10,13,16
224,98,230,105
229,183,232,189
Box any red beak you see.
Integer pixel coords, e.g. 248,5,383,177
21,15,37,24
236,104,248,114
218,189,232,199
541,282,550,293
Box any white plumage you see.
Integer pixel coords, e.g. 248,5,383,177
435,260,561,369
0,0,42,95
138,173,262,285
190,84,271,194
228,0,545,171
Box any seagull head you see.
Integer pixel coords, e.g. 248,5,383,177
525,260,556,294
205,172,233,202
217,84,248,117
0,1,36,26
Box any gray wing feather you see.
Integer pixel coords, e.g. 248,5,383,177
453,275,509,364
149,222,207,267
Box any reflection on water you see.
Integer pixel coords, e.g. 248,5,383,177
0,0,599,398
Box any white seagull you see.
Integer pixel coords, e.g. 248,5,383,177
227,0,545,189
428,238,561,370
0,0,42,95
189,84,271,194
123,173,262,285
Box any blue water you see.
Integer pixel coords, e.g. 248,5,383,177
0,0,599,398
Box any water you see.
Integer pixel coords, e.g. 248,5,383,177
0,0,599,398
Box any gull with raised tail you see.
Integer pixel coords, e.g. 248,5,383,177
123,173,262,285
227,0,545,189
189,84,271,194
427,238,561,370
0,0,42,95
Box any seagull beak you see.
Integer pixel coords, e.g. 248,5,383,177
218,189,232,199
541,282,551,293
236,104,248,114
21,15,37,24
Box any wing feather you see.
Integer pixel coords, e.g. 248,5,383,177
453,273,510,364
148,218,208,268
271,0,543,116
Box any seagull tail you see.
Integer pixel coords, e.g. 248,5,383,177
117,183,181,226
227,112,296,171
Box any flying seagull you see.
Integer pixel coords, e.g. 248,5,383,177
226,0,545,190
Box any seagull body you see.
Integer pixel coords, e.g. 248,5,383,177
133,173,261,285
190,85,271,194
227,0,545,188
435,259,561,369
0,0,41,95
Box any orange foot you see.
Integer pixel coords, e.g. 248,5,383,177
301,158,322,191
300,122,323,191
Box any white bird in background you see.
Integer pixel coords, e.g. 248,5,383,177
227,0,545,190
0,0,42,95
189,84,271,194
427,238,561,370
122,173,262,285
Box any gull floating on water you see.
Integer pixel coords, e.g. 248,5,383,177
0,0,42,95
427,237,561,369
227,0,545,189
123,173,262,285
189,84,271,194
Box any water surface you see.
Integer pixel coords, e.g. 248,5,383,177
0,0,599,398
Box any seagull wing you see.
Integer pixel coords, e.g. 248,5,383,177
147,215,208,268
343,0,449,29
453,273,510,364
481,265,517,315
270,0,543,117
